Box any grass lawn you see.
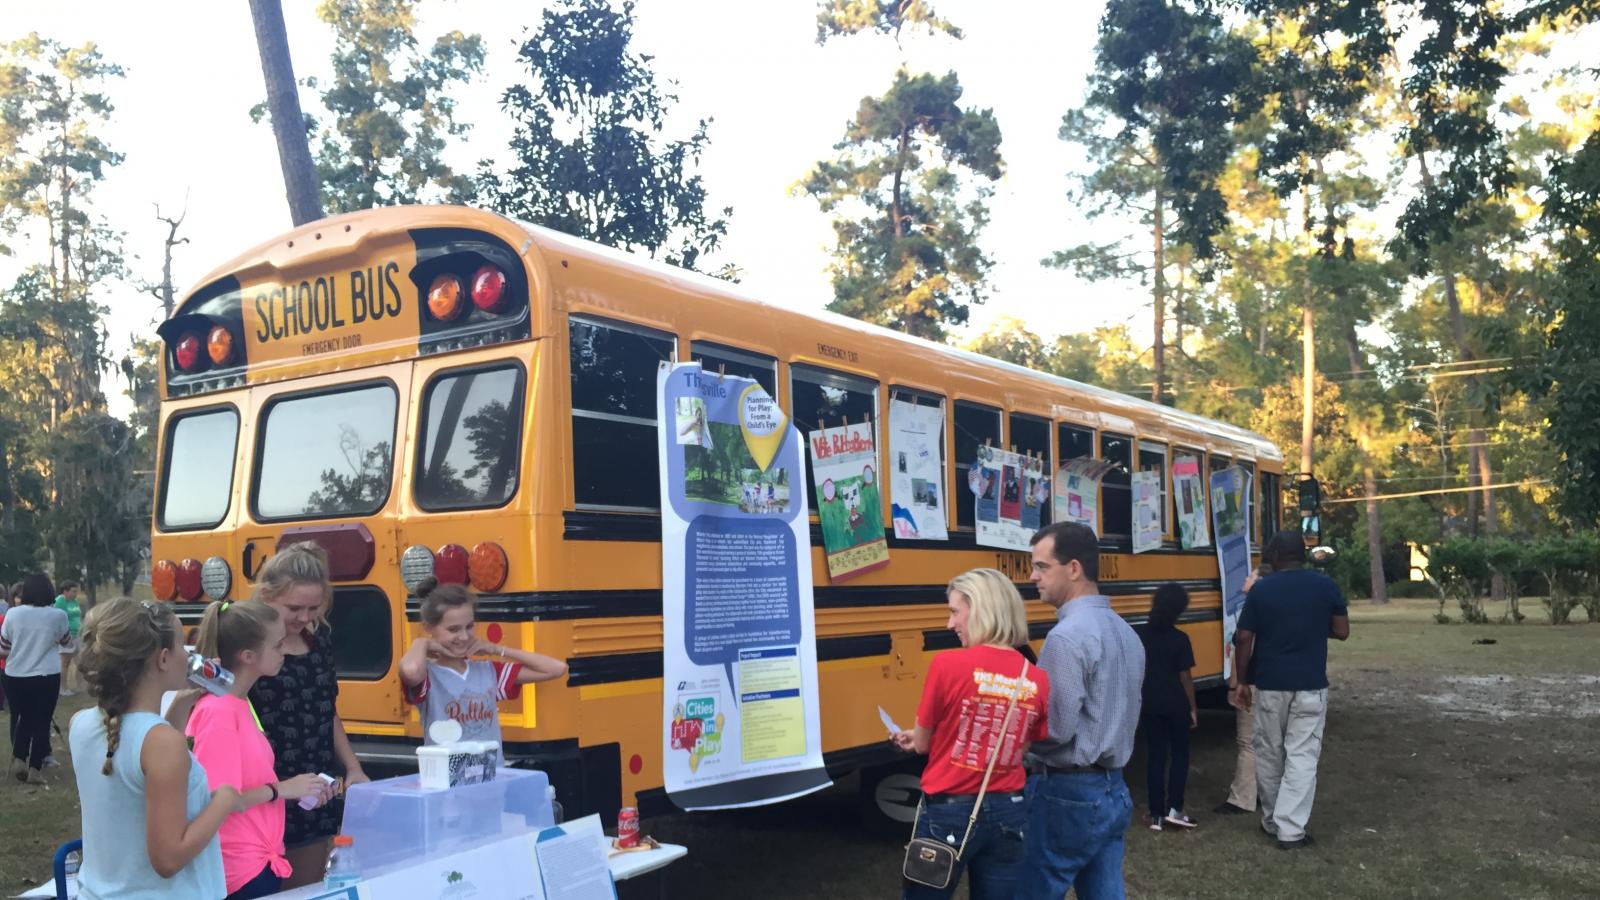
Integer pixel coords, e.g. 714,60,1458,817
4,601,1597,898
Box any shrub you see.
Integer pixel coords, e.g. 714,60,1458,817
1427,538,1491,624
1483,539,1527,624
1387,580,1440,600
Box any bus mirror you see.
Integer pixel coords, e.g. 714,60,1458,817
1309,545,1337,565
1300,515,1320,545
1297,476,1321,514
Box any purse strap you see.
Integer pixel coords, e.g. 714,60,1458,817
908,660,1031,858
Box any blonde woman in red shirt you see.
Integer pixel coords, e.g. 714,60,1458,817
891,568,1049,900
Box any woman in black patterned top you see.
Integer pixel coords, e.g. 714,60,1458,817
247,542,369,888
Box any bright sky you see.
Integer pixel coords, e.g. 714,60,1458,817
6,1,1148,419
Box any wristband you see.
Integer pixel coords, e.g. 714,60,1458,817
267,783,279,803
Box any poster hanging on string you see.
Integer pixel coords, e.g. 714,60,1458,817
658,362,831,810
1172,455,1209,549
970,445,1047,551
887,398,948,541
1132,470,1164,554
1210,465,1252,681
808,421,891,580
1053,457,1117,534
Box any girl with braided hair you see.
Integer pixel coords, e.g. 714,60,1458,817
185,600,334,899
69,597,231,898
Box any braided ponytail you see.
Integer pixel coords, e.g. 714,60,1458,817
77,598,180,776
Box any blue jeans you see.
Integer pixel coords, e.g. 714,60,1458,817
1020,770,1133,900
902,791,1028,900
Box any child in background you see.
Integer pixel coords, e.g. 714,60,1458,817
1141,583,1199,831
399,578,567,762
71,598,231,899
185,601,333,899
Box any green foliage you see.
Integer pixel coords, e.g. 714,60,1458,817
1425,538,1492,624
799,68,1002,340
476,0,731,274
41,412,143,604
310,0,485,211
813,0,961,45
1541,131,1600,527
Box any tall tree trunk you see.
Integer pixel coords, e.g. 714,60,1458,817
1347,325,1388,603
248,0,324,226
1152,187,1166,405
1299,165,1315,481
891,131,909,238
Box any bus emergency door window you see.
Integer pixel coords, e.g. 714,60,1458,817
569,316,675,510
1138,441,1170,535
255,384,398,521
1100,433,1133,538
1010,413,1051,526
1260,471,1282,540
691,342,777,398
159,408,240,530
416,364,526,511
1239,460,1257,543
790,364,879,515
954,402,1001,529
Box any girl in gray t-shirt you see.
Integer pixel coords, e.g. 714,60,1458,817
398,579,568,763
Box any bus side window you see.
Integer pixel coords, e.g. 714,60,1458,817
1260,471,1281,540
1138,440,1170,536
954,402,1001,530
416,364,526,511
569,315,676,510
691,341,778,397
790,364,879,515
1239,459,1257,543
1100,433,1133,538
1009,413,1051,525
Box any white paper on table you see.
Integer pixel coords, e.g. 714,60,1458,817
878,705,903,735
537,817,615,900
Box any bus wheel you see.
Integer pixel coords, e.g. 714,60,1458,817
857,760,922,833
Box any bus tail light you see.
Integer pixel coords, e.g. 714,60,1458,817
468,542,508,593
470,265,507,313
174,333,204,372
206,326,234,366
151,560,179,601
400,544,435,593
427,274,465,322
201,556,231,601
175,559,204,602
434,544,469,585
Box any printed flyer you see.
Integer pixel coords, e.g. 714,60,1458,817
808,421,891,580
887,398,948,541
657,362,831,809
1053,457,1118,534
1132,470,1164,554
1173,455,1209,549
1211,465,1252,681
970,445,1048,552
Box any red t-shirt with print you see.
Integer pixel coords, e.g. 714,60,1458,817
916,645,1049,795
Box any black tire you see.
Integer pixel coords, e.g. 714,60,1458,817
857,759,923,834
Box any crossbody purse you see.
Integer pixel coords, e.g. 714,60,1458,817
902,660,1029,890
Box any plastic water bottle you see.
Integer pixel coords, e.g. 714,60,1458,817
323,835,361,888
547,784,564,824
186,652,235,695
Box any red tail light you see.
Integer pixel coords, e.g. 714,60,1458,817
468,542,508,592
174,333,203,372
175,558,203,601
434,544,469,585
151,560,179,601
470,265,507,313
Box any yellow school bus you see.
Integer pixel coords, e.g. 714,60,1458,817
149,205,1283,822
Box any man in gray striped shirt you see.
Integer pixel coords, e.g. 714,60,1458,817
1020,522,1145,900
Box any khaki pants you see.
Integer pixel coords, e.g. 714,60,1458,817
1253,688,1327,843
1225,691,1256,810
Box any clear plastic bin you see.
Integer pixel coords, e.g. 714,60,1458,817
339,767,554,874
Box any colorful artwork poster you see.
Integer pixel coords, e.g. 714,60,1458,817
657,362,831,810
1172,455,1209,549
1053,457,1116,534
808,421,891,581
1132,470,1164,554
970,446,1045,551
1211,465,1252,681
887,398,948,541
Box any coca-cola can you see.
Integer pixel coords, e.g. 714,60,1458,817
617,806,640,848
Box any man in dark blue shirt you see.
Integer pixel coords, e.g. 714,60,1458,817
1231,528,1349,849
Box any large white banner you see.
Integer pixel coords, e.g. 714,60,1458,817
1211,466,1252,681
888,398,948,541
657,362,830,809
